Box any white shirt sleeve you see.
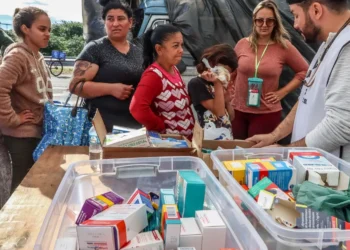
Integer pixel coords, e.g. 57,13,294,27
305,43,350,151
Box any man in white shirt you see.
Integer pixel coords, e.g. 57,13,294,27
247,0,350,161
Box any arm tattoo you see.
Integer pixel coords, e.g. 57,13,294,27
73,61,92,77
70,61,92,92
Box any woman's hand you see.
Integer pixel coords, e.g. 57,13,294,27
266,90,287,104
200,70,221,84
17,110,34,125
112,83,134,100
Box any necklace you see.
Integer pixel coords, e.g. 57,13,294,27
304,17,350,88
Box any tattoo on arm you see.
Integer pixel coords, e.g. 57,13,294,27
73,61,92,77
70,61,92,92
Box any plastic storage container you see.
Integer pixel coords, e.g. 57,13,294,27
212,147,350,250
34,157,267,250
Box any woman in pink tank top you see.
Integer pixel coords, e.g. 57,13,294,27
228,0,308,139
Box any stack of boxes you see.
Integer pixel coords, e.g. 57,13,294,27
69,170,229,250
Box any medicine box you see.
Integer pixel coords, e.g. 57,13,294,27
175,171,206,218
77,204,148,250
195,210,226,250
223,158,275,185
180,218,202,250
127,188,154,218
293,156,340,186
76,191,124,225
161,205,182,250
288,150,321,164
246,161,296,190
121,230,164,250
248,177,294,202
160,189,176,210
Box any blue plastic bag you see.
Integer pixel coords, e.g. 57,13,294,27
33,81,91,161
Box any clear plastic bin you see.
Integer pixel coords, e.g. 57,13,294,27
211,147,350,250
34,157,267,250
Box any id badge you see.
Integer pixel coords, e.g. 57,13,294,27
247,77,263,107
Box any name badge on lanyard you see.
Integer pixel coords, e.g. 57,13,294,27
247,41,270,107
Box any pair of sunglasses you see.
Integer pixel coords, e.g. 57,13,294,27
254,18,276,27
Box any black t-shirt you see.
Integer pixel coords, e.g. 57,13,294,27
188,77,233,140
77,37,143,132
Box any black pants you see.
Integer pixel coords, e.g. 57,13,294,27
3,136,40,192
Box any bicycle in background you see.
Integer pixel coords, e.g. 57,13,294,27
49,50,66,77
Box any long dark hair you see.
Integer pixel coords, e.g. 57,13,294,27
143,24,181,69
99,0,132,20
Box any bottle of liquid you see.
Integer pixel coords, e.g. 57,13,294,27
89,126,102,171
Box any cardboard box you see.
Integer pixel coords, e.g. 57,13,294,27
223,158,275,185
195,210,226,250
267,199,301,228
93,110,197,159
121,230,164,250
192,122,254,177
293,156,340,186
77,204,148,250
161,205,182,250
176,171,206,218
180,218,202,250
76,191,124,225
288,150,321,164
246,161,296,190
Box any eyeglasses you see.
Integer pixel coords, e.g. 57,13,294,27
254,18,276,27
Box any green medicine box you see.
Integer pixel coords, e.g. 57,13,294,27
176,171,206,218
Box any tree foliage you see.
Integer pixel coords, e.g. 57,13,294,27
41,21,84,57
4,21,85,57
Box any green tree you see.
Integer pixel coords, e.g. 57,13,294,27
41,21,84,57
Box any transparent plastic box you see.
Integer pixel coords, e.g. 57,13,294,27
211,147,350,250
34,157,267,250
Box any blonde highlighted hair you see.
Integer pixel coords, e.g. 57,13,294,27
248,0,290,50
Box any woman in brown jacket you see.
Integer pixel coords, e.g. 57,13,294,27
0,7,52,192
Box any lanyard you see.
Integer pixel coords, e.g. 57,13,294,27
304,17,350,88
255,41,270,78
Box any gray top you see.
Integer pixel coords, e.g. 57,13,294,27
305,42,350,162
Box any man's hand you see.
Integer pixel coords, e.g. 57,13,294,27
17,110,34,125
112,84,134,100
246,133,277,148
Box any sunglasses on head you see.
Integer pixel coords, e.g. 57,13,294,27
254,18,276,27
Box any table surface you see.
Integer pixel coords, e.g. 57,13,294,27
0,146,89,250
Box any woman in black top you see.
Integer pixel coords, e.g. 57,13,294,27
69,0,143,132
